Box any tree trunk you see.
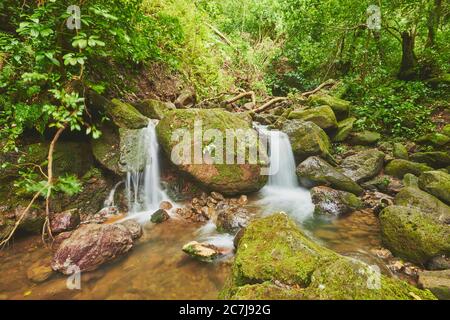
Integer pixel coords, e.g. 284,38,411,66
398,31,417,80
426,0,442,48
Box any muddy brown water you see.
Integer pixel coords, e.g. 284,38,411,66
0,204,387,300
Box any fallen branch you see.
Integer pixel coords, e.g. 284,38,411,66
206,23,235,48
253,97,288,113
225,91,256,106
301,79,337,98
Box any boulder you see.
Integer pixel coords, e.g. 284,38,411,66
310,186,364,216
107,99,149,129
120,220,143,240
281,120,332,163
417,133,450,147
52,223,134,274
92,124,121,175
27,258,54,283
341,149,385,182
288,106,337,130
221,213,435,300
443,124,450,137
349,131,381,145
151,209,170,224
403,173,419,188
418,171,450,205
215,203,253,233
307,93,350,120
418,270,450,300
296,156,363,195
333,117,356,142
385,159,433,178
410,151,450,168
380,205,450,265
156,109,268,195
182,241,221,262
175,89,196,108
393,143,409,160
362,175,403,194
50,209,80,234
132,99,175,120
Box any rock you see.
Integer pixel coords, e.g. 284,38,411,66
288,105,337,130
443,124,450,137
385,159,433,178
220,213,435,300
410,151,450,169
417,132,450,147
349,131,381,145
362,175,403,194
403,173,419,188
27,258,54,283
211,192,225,201
50,209,80,234
362,192,393,213
107,99,149,129
333,117,356,142
151,209,170,224
418,171,450,205
182,241,221,262
393,143,409,160
159,201,173,210
281,120,332,163
132,99,175,120
307,93,350,120
427,256,450,271
52,223,134,274
91,124,122,175
296,156,363,195
120,220,143,240
253,113,278,125
379,205,450,265
237,195,248,206
118,128,147,173
156,109,268,195
310,186,364,216
418,270,450,300
175,89,196,108
340,149,385,182
216,203,253,233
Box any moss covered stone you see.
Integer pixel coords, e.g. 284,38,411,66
222,213,436,300
310,186,364,216
349,131,381,146
156,109,268,195
92,124,121,175
307,93,350,120
288,105,338,130
418,171,450,205
108,99,149,129
403,173,419,188
417,133,450,147
410,151,450,169
132,99,175,120
442,124,450,137
333,117,356,142
341,149,385,182
380,205,450,265
393,143,409,160
385,159,433,178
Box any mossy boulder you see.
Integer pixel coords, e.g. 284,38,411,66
281,120,332,163
417,133,450,147
410,151,450,169
221,213,436,300
385,159,433,178
349,131,381,146
107,99,149,129
419,171,450,205
92,124,121,175
403,173,419,188
310,186,364,216
380,205,450,265
288,105,337,130
393,143,409,160
132,99,175,120
418,270,450,300
307,93,350,120
156,109,268,195
296,156,363,195
341,149,385,182
442,124,450,137
333,117,356,142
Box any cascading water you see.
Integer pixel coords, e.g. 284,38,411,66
256,125,314,222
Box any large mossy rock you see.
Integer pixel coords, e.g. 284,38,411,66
288,106,337,130
380,205,450,265
221,213,435,300
419,171,450,205
310,186,363,216
410,151,450,168
296,156,363,195
393,143,409,160
281,120,332,163
333,117,356,142
132,99,175,120
156,109,268,195
307,93,350,120
417,132,450,147
341,149,385,182
107,99,149,129
385,159,433,178
349,131,381,146
92,124,121,175
418,270,450,300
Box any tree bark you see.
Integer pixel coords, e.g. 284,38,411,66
398,31,417,80
426,0,442,48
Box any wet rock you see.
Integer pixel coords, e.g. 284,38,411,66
159,201,173,211
282,120,332,163
393,143,409,160
288,105,337,130
182,241,221,262
52,223,134,274
50,209,80,234
362,192,394,213
418,270,450,300
341,149,385,182
216,203,253,233
418,171,450,205
27,258,54,283
349,131,381,146
310,186,364,216
82,206,119,224
132,99,175,120
120,220,143,240
151,209,170,224
333,117,356,142
410,151,450,168
237,195,248,206
107,99,149,129
362,175,403,194
307,93,350,120
385,159,433,178
233,227,246,249
370,248,394,260
427,255,450,271
296,156,363,195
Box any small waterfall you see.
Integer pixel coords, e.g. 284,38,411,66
125,121,169,217
104,181,124,208
256,125,314,222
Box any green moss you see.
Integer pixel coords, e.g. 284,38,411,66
307,93,350,120
132,99,175,120
288,105,338,130
108,99,149,129
417,133,450,147
442,124,450,137
385,159,433,178
333,117,356,142
393,143,409,160
418,171,450,205
349,131,381,145
410,151,450,168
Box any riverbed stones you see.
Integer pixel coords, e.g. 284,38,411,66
310,186,364,216
288,105,337,130
215,203,253,233
417,132,450,147
221,213,436,300
120,220,143,239
333,117,356,142
159,201,173,211
52,223,135,274
50,209,80,234
296,156,363,195
410,151,450,168
27,258,54,283
156,109,268,195
182,241,221,262
307,93,350,120
385,159,433,178
418,269,450,300
349,131,381,145
151,209,170,224
340,149,385,182
418,171,450,205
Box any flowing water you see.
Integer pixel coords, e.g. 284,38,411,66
0,123,388,300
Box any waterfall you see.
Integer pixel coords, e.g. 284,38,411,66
256,125,314,222
103,181,124,208
125,121,169,217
